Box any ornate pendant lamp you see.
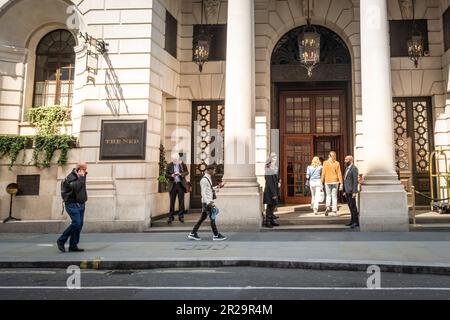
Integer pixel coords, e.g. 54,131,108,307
193,0,211,72
298,0,320,77
407,0,424,68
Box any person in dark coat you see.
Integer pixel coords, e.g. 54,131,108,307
342,155,360,228
263,153,280,228
57,162,88,253
166,153,189,223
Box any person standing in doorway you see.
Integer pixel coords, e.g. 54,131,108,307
188,164,227,241
306,156,323,215
263,153,280,228
343,155,360,228
57,162,88,253
166,153,189,224
321,151,343,216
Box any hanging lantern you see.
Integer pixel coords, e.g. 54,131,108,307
298,0,320,77
193,0,211,73
298,29,320,77
193,29,211,72
407,34,424,68
407,0,423,68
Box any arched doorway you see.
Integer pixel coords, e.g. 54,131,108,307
271,25,353,205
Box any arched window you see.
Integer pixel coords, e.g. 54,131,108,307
33,30,76,107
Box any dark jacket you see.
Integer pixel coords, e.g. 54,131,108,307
65,169,88,204
166,162,189,192
263,167,280,205
343,164,359,194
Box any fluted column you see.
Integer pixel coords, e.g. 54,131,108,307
223,0,258,186
215,0,261,231
359,0,409,231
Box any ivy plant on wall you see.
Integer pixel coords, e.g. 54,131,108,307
0,136,29,169
28,105,71,135
0,105,77,169
28,105,76,168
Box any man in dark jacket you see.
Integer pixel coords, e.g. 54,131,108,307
166,153,189,223
343,155,359,228
57,162,88,253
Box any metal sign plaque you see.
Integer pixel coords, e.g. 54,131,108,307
100,120,147,160
16,175,40,196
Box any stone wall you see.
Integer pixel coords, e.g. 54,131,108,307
0,0,182,229
1,0,449,231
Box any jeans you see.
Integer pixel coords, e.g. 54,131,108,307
325,183,338,213
58,203,85,249
191,203,219,236
310,180,323,211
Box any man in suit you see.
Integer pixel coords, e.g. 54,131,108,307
343,155,360,228
166,153,189,224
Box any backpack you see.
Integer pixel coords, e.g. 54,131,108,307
61,177,73,202
60,175,75,215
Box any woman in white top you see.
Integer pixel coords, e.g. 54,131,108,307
306,157,323,215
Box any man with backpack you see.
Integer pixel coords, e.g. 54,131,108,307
57,162,88,253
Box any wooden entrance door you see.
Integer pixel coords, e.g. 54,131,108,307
280,91,346,204
284,137,313,203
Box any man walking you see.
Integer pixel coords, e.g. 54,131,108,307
343,155,359,228
57,162,88,253
188,164,227,241
166,153,189,224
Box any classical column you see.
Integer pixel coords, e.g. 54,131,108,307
359,0,409,231
214,0,262,231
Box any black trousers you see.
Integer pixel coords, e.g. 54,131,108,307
191,204,219,236
169,183,185,218
265,204,276,223
346,192,359,224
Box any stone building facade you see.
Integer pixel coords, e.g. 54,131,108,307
0,0,449,232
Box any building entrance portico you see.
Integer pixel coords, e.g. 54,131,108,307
0,0,449,234
271,24,353,206
280,90,348,204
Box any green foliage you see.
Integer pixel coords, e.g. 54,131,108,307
0,136,29,169
28,105,71,135
158,143,169,185
32,134,77,168
0,106,76,169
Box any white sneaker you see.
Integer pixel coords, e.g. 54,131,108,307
188,233,201,241
213,234,227,241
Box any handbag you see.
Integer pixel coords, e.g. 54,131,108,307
304,179,310,196
210,207,220,220
318,190,325,203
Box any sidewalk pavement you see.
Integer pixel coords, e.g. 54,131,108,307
1,232,450,274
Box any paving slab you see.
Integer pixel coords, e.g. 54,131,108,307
0,232,450,274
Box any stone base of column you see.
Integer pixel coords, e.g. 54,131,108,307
214,186,262,232
359,175,409,232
